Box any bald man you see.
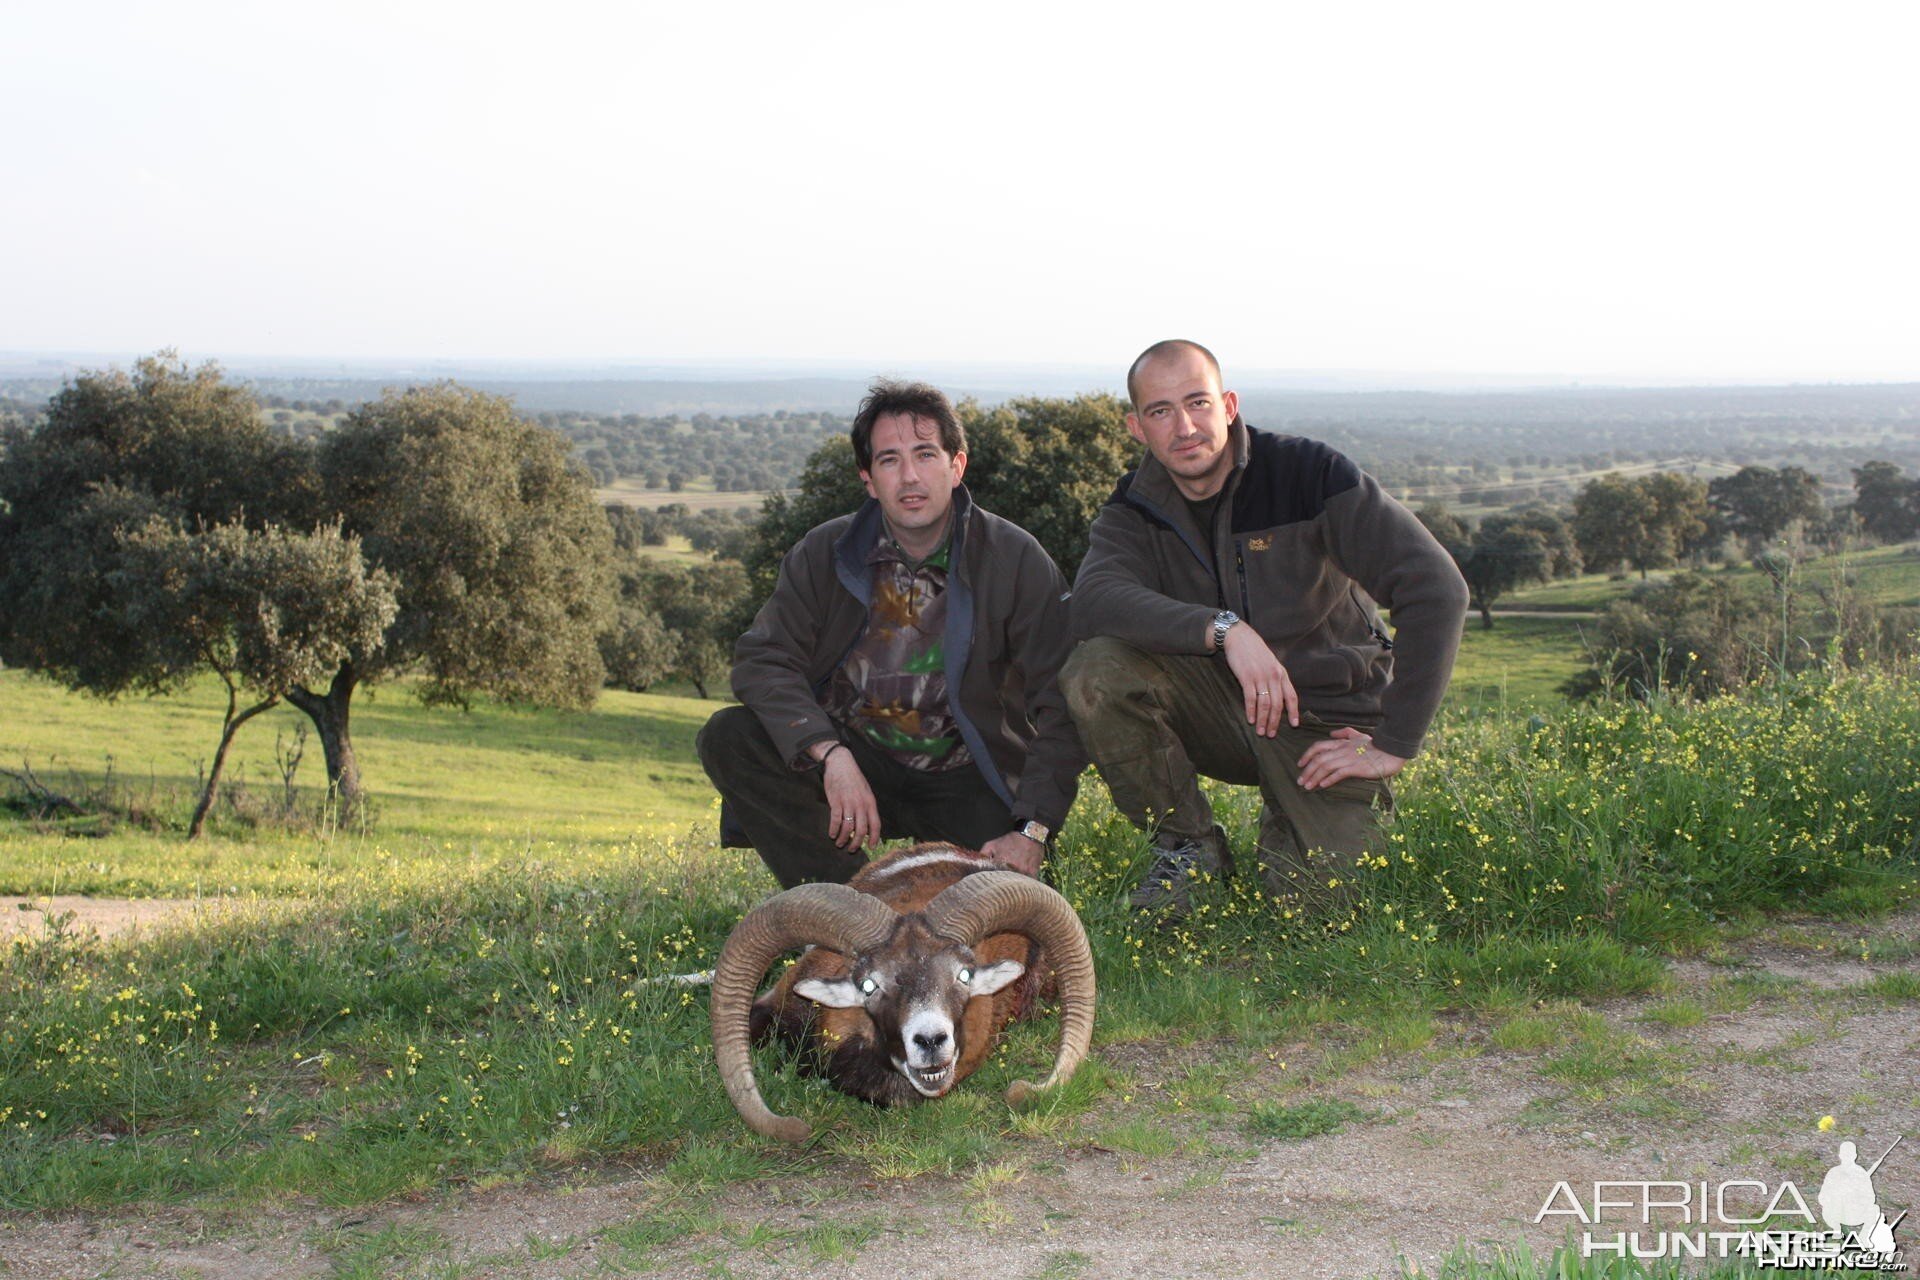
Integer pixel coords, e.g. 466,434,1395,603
1063,340,1468,922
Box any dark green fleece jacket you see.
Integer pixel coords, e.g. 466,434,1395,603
1071,420,1468,760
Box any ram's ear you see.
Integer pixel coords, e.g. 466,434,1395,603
967,959,1025,997
794,977,866,1008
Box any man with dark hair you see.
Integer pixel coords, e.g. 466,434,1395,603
1065,341,1468,920
698,378,1083,887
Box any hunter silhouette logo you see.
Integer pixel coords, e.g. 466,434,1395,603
1536,1134,1907,1269
1819,1139,1903,1261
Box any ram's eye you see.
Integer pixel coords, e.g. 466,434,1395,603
859,976,878,995
957,967,973,985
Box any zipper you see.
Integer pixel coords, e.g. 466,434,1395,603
1351,586,1393,651
1127,489,1215,584
1234,539,1251,618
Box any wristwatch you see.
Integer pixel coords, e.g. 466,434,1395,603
1211,610,1240,653
1016,820,1050,844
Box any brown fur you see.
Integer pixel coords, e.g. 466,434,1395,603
748,844,1053,1105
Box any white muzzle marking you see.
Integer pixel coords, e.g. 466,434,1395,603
895,1004,958,1097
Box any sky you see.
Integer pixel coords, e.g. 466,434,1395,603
3,1,1918,384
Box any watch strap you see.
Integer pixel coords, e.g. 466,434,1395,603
1211,610,1239,653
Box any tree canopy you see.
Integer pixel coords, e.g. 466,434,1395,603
114,518,398,836
1708,464,1824,554
1416,503,1563,629
1852,461,1919,543
321,384,614,709
0,355,616,833
1572,472,1710,578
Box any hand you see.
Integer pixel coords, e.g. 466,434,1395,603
818,746,881,851
1297,726,1405,791
979,830,1044,877
1220,623,1298,738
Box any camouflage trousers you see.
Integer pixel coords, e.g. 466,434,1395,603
1060,636,1393,918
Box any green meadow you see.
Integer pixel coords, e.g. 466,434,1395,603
1443,614,1593,707
0,671,717,896
0,610,1589,895
1499,541,1920,613
3,640,1917,1219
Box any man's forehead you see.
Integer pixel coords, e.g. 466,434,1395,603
1135,353,1222,400
870,414,947,451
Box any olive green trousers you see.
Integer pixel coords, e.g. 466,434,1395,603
1060,636,1392,915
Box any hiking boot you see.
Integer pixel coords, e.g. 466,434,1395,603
1128,828,1233,920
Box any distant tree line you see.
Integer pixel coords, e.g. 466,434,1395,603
253,396,843,494
6,355,1917,840
14,373,1920,509
535,409,840,492
1251,382,1920,497
603,503,756,562
1413,458,1920,696
1422,461,1920,619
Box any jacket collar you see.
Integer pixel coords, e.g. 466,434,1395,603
1130,416,1249,507
1123,417,1251,565
832,483,974,603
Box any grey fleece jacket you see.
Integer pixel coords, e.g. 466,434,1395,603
1071,420,1468,759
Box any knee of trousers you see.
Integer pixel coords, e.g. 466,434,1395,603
1061,636,1164,728
695,704,768,786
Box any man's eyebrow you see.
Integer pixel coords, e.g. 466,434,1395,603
1141,387,1214,412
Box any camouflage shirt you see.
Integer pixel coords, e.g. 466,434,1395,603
821,530,973,772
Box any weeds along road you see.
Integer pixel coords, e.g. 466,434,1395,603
3,903,1916,1279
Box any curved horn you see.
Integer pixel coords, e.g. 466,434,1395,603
922,870,1096,1108
710,882,898,1143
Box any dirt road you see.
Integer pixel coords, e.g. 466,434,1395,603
3,905,1915,1279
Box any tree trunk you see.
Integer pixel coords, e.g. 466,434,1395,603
287,663,364,823
1479,601,1496,631
189,689,280,841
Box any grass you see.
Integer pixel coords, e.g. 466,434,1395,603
1502,541,1920,613
1030,1251,1094,1280
0,668,720,896
312,1221,450,1279
1637,997,1707,1028
1,660,1917,1214
1245,1098,1367,1140
630,534,713,564
1445,615,1593,708
593,480,771,512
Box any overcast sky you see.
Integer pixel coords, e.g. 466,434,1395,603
3,1,1917,383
